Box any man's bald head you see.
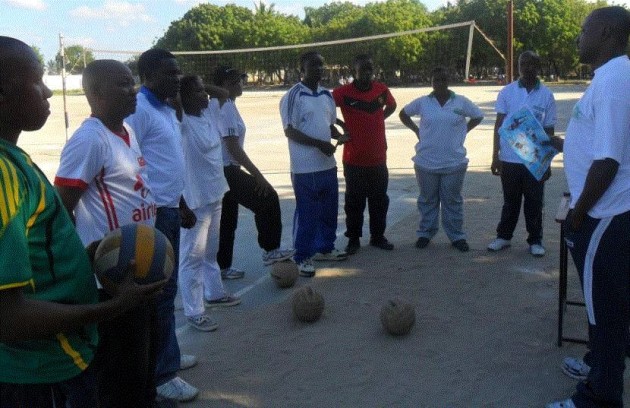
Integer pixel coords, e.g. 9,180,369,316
589,6,630,49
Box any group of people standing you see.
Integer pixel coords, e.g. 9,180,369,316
1,5,629,407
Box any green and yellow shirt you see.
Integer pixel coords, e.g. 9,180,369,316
0,139,98,384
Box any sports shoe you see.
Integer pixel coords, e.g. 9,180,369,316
370,236,394,250
187,315,218,332
262,248,295,265
156,377,199,402
221,267,245,280
205,295,241,307
546,398,576,408
179,354,198,370
415,237,430,249
530,243,546,257
297,258,315,277
487,238,511,251
312,248,348,261
345,237,361,255
452,239,470,252
561,357,590,380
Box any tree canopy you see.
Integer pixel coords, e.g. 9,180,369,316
153,0,618,83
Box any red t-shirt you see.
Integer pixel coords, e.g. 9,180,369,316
333,81,396,166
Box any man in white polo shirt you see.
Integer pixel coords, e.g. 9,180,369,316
125,48,199,403
279,51,348,277
488,51,557,257
547,7,630,408
55,59,159,408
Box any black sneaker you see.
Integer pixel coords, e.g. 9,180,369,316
415,237,430,249
345,237,361,255
452,239,470,252
370,237,394,250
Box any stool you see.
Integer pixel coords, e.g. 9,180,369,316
556,219,587,347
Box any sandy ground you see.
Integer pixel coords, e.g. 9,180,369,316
19,84,628,407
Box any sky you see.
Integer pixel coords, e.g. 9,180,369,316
1,0,626,63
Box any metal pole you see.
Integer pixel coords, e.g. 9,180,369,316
59,33,69,141
464,21,475,82
506,0,514,83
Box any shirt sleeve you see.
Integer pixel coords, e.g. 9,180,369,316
0,158,33,289
592,95,630,162
279,91,294,129
495,87,508,115
54,127,106,189
461,96,484,119
403,98,422,117
542,91,557,128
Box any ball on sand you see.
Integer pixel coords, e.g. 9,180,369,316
292,286,325,323
270,261,299,288
93,223,174,295
380,299,415,336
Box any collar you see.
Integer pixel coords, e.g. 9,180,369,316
428,90,455,100
594,55,629,77
298,82,331,98
140,86,167,108
517,78,541,90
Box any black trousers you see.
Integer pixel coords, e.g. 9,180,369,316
343,162,390,240
92,290,158,408
217,165,282,269
566,210,630,407
496,161,544,245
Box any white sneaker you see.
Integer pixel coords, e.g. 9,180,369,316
179,354,198,370
220,267,245,280
156,376,199,402
262,248,295,265
561,356,590,380
312,248,348,261
297,258,315,277
187,314,218,332
546,398,576,408
487,238,511,251
530,243,546,257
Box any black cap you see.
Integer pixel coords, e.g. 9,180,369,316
213,65,247,86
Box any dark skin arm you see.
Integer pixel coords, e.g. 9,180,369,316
570,158,619,230
0,271,165,343
56,185,83,224
284,125,336,156
179,196,196,229
224,136,273,197
491,113,506,175
399,109,419,137
383,101,397,120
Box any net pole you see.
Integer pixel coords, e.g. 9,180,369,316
59,33,69,141
465,22,475,81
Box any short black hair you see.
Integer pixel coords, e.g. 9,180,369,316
299,51,321,72
353,54,372,66
432,66,449,78
137,48,175,82
82,59,119,94
592,6,630,48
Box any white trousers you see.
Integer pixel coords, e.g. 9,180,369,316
178,200,226,317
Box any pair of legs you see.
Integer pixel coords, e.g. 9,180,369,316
0,364,96,408
291,168,339,264
93,292,158,407
414,164,467,242
495,161,544,245
565,210,630,407
217,165,283,270
179,200,227,316
343,163,390,241
153,207,183,387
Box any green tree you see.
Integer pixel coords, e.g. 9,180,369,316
56,45,94,74
31,45,45,66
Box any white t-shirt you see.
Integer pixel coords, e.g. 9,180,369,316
279,82,337,174
208,98,246,167
564,56,630,218
180,112,229,209
126,88,185,208
496,80,557,163
55,117,156,246
403,92,484,170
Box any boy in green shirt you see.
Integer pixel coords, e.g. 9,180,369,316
0,36,164,407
